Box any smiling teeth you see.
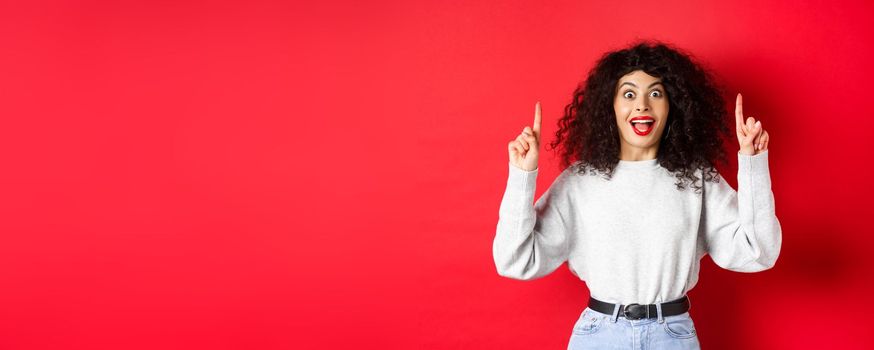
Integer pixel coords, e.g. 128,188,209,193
631,120,654,124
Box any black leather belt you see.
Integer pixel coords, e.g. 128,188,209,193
588,295,690,320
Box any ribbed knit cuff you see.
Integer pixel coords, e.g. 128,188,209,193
737,150,769,178
507,162,540,203
507,162,538,191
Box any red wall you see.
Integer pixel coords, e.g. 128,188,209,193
1,0,872,349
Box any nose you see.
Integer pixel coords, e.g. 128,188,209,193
635,97,650,112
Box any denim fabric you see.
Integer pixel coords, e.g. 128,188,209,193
567,306,700,350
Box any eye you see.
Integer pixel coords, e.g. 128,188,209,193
623,91,635,99
651,90,662,97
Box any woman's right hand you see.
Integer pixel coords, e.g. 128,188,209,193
507,101,542,171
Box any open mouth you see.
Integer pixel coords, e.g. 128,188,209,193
630,116,655,136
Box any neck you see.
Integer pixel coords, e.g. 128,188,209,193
619,145,659,161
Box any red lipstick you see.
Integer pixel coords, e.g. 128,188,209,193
630,116,655,136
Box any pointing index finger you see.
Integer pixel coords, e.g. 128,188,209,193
735,93,744,135
533,101,542,137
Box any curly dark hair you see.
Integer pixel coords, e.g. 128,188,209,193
548,40,732,192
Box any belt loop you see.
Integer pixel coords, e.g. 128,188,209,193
656,301,665,324
610,303,621,323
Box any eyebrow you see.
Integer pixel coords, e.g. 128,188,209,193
619,81,663,89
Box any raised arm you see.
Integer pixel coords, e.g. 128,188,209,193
493,102,570,280
701,93,782,272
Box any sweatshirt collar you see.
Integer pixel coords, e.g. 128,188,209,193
616,158,660,170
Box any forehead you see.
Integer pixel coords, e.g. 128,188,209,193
618,70,662,85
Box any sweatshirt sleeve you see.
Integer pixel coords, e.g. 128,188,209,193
492,162,571,280
701,150,782,272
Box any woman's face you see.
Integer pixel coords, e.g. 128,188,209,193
613,70,670,160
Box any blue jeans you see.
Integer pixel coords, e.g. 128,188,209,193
567,305,701,350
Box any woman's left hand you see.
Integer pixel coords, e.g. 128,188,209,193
735,93,769,155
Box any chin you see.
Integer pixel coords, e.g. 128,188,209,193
624,131,661,142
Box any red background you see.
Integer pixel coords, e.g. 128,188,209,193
2,0,872,349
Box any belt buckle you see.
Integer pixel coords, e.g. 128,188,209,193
623,303,648,320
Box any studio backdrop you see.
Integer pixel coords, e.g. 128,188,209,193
1,0,872,349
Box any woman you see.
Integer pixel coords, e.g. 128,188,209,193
492,41,782,350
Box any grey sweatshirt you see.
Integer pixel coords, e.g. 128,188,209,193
493,150,782,305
